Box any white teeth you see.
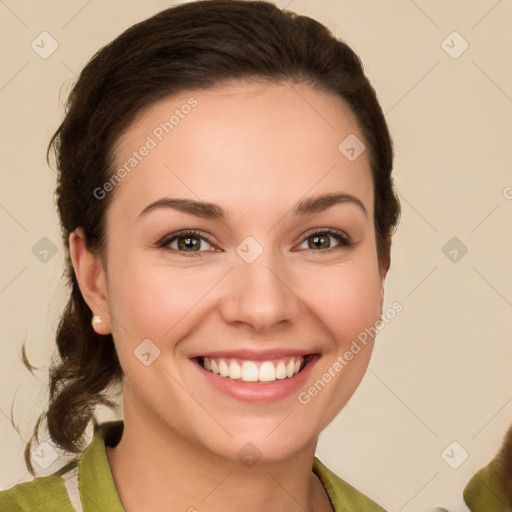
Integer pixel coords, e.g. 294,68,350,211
241,361,259,382
210,358,219,375
218,360,229,377
286,360,295,378
228,360,242,379
259,361,276,382
275,361,287,379
200,356,305,383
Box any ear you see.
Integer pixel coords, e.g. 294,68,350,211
69,228,111,335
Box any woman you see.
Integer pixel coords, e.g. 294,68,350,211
0,1,399,510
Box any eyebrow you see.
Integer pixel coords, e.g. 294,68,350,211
138,192,367,220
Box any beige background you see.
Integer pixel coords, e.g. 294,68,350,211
1,0,511,510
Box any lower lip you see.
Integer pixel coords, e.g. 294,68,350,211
192,356,319,403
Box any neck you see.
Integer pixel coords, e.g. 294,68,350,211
106,396,332,512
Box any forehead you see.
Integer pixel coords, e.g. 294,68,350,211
109,81,373,222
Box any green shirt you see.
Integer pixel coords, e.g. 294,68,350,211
0,420,387,511
463,441,512,511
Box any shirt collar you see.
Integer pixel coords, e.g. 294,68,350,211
76,419,371,512
78,420,125,512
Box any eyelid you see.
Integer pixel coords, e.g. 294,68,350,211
294,227,352,251
156,229,219,252
157,227,353,254
299,226,351,241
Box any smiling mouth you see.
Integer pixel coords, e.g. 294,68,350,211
194,354,317,383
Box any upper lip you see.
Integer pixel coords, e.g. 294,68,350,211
189,348,316,360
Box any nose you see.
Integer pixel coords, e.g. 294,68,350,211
219,251,301,333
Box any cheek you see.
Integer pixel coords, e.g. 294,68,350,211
297,261,382,346
291,262,382,433
107,259,222,342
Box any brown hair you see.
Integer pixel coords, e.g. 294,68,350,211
21,0,400,474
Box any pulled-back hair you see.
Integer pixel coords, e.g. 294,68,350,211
21,0,399,474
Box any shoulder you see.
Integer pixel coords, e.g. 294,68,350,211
313,457,388,512
0,461,79,512
463,426,512,512
0,420,124,512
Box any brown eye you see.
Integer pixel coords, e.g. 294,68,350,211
177,235,202,251
308,234,330,249
297,230,351,252
160,230,215,253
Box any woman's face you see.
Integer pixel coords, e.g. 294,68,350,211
91,81,385,462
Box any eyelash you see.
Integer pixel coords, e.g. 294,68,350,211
156,228,353,256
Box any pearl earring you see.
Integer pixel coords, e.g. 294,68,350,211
91,315,102,326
